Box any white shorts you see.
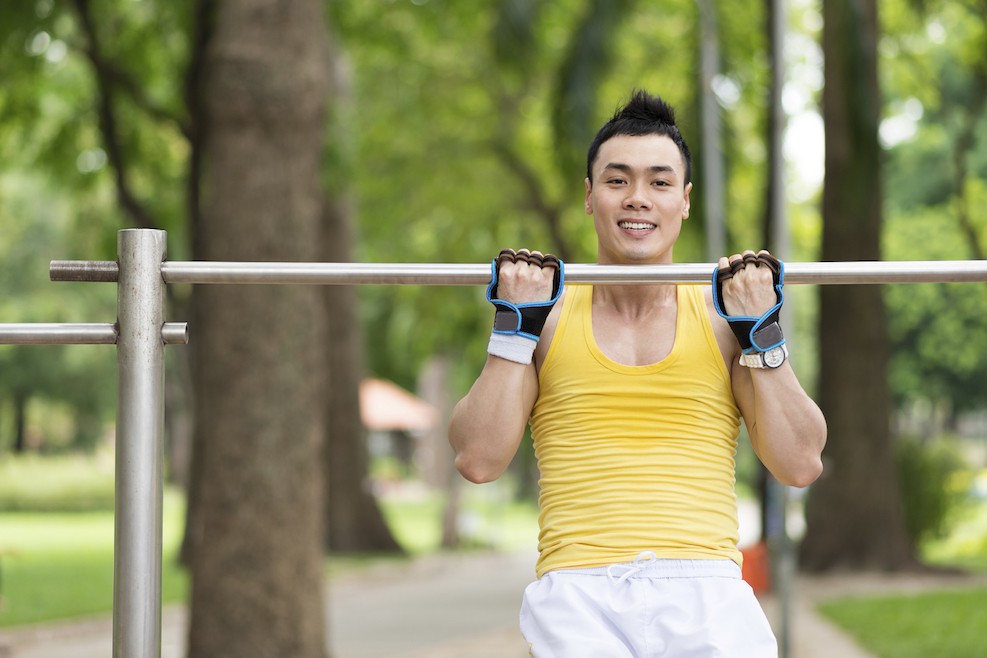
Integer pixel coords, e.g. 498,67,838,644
520,553,777,658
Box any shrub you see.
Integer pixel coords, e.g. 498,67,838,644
894,436,970,545
0,452,115,512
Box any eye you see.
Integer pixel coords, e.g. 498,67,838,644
607,178,627,185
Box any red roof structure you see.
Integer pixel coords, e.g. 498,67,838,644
359,378,439,432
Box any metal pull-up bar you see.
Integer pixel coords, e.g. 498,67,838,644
50,258,987,285
5,228,987,658
0,323,189,345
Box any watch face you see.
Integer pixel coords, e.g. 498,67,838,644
764,347,786,368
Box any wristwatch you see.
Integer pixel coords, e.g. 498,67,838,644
740,344,788,369
739,321,788,369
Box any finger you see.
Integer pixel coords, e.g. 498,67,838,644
497,249,517,267
756,250,781,276
730,258,748,276
717,256,734,283
541,254,560,271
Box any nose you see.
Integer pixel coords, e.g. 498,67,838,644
623,181,653,210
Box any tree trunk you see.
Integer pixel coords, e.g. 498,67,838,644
323,195,402,554
186,1,331,656
419,356,462,549
799,0,918,572
12,391,26,453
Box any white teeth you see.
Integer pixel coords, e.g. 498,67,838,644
619,221,655,230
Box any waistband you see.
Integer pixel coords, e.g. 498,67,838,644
552,552,742,585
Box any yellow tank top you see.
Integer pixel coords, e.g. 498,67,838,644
530,284,742,577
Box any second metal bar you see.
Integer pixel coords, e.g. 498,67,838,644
0,323,117,344
0,323,189,345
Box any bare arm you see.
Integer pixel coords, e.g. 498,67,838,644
448,357,539,483
731,359,826,487
448,249,560,483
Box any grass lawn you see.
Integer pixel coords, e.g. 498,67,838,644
819,587,987,658
0,489,189,627
818,501,987,657
0,452,115,512
923,501,987,572
0,486,187,627
4,450,986,657
378,483,539,555
0,478,537,628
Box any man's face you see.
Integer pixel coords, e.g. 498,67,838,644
584,133,692,265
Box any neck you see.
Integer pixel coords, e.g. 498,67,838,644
594,252,677,314
594,282,677,317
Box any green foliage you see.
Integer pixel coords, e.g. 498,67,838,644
0,453,115,512
0,0,196,453
0,172,118,451
924,498,987,571
3,0,796,404
894,436,970,545
0,490,188,627
881,0,987,413
819,587,987,658
550,0,635,182
2,0,983,441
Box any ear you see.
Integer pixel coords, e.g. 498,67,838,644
584,178,593,215
681,182,693,220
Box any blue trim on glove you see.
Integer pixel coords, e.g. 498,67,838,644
712,258,786,354
486,258,565,342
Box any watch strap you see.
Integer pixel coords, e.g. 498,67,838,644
739,344,789,369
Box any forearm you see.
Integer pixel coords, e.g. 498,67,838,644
747,365,827,488
448,356,537,483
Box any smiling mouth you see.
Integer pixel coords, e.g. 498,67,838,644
618,220,656,231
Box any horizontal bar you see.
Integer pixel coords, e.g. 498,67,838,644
0,323,189,345
161,260,987,285
162,323,190,345
0,323,117,344
51,259,987,286
50,260,119,282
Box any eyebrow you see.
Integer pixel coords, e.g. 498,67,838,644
601,163,676,176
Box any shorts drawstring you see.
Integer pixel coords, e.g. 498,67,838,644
606,550,658,586
604,551,657,613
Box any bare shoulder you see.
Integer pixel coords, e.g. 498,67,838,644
534,286,567,370
701,285,742,371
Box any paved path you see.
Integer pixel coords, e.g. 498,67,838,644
3,549,982,658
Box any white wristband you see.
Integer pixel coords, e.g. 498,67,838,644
487,332,537,365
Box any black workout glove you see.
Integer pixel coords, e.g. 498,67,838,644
485,249,564,364
712,252,785,354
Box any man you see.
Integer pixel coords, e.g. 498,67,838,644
449,90,826,657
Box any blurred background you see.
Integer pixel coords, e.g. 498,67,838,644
1,1,985,657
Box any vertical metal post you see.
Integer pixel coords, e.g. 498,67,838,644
698,0,726,261
113,229,167,658
768,1,794,655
